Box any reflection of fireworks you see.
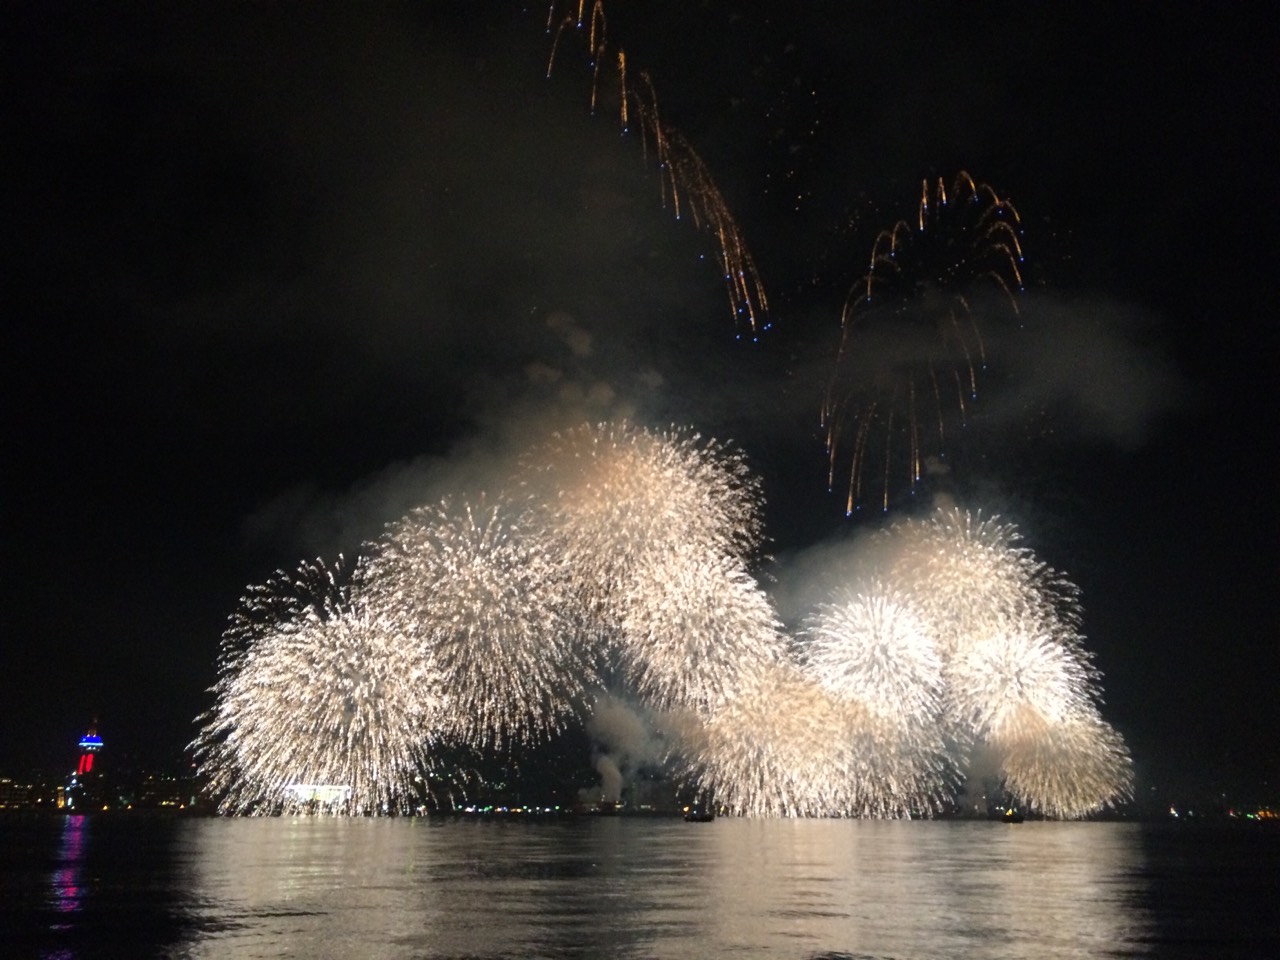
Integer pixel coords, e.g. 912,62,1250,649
544,2,769,336
192,558,445,814
363,495,593,747
823,172,1024,512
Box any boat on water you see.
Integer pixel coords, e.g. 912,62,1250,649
1001,808,1025,823
683,805,716,822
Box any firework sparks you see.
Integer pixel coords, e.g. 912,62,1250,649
799,582,944,725
363,494,594,748
191,558,447,815
998,710,1134,819
946,618,1093,744
542,2,769,335
795,583,960,813
671,506,1128,819
884,508,1083,660
195,430,1129,820
519,420,764,593
823,172,1024,513
669,663,851,818
618,545,787,716
517,420,773,715
877,508,1130,816
671,659,955,819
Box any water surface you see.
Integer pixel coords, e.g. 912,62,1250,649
3,815,1276,959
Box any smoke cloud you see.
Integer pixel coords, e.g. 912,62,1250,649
581,694,667,804
986,294,1192,447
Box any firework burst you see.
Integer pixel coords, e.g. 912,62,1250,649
669,663,852,818
519,421,764,596
795,582,957,817
195,433,1130,820
618,545,787,716
671,659,956,820
998,710,1134,819
192,558,445,814
823,172,1024,513
799,582,943,725
878,508,1129,816
884,507,1082,660
363,494,594,748
946,617,1093,745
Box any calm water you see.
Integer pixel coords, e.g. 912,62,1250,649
2,815,1277,959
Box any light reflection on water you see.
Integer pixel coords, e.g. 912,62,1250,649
702,820,1146,957
6,815,1276,959
174,818,1151,959
51,815,89,920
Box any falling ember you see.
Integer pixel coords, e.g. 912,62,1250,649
823,172,1024,514
541,1,768,334
617,50,628,131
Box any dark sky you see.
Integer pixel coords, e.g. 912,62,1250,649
5,3,1275,805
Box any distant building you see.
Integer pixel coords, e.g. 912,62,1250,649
77,723,103,775
66,721,107,812
0,778,33,809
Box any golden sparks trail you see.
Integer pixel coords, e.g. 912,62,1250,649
823,172,1024,514
544,2,769,337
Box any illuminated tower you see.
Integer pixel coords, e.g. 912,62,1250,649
77,722,103,775
66,721,106,811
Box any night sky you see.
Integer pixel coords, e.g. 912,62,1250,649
5,3,1275,806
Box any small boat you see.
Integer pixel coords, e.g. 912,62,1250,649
1001,808,1025,823
683,805,716,822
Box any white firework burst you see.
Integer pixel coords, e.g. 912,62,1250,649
618,545,787,716
363,494,594,747
999,709,1135,819
519,421,764,598
193,442,1133,821
887,507,1082,659
670,663,851,818
192,558,445,814
800,583,943,724
946,617,1094,744
795,582,957,817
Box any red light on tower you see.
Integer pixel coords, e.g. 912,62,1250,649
77,723,103,775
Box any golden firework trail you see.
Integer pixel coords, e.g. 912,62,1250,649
542,2,769,336
823,172,1024,513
